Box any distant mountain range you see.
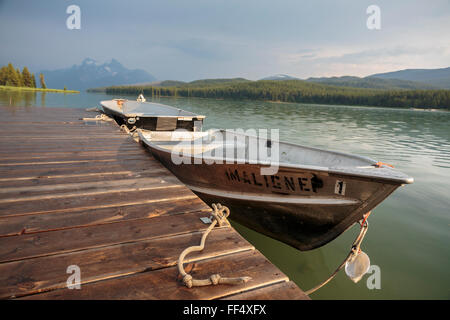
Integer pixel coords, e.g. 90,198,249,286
368,67,450,89
56,60,449,92
260,67,450,90
112,78,251,88
40,58,156,90
305,76,437,90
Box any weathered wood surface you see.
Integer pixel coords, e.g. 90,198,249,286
222,281,310,300
0,105,308,300
1,229,254,299
21,250,288,300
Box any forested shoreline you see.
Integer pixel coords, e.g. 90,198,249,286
0,63,78,92
89,79,450,109
0,63,41,88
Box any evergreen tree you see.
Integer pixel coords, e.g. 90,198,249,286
0,66,7,85
39,73,47,89
31,73,36,88
6,63,20,86
16,68,24,87
21,67,32,87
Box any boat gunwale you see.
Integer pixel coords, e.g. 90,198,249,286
138,130,414,185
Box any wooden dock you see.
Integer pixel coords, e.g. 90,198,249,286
0,105,308,300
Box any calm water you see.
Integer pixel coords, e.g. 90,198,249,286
1,90,449,299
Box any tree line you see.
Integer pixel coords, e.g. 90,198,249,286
90,79,450,109
0,63,47,89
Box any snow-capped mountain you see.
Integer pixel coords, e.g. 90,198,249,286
260,74,300,81
39,58,156,90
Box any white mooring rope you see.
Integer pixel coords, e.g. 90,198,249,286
81,113,113,122
305,213,370,295
177,203,252,288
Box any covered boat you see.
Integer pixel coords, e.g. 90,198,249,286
100,98,205,131
137,129,413,251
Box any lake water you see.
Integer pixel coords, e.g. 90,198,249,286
1,90,449,299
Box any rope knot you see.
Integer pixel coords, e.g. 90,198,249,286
183,274,193,288
211,203,230,227
210,274,221,285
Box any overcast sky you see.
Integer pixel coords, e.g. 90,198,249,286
1,0,449,81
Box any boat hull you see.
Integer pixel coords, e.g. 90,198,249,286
100,100,204,131
146,145,400,250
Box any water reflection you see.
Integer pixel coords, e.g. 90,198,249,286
41,92,46,107
0,89,81,109
0,90,36,107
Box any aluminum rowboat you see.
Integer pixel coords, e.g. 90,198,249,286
138,129,413,251
100,99,205,131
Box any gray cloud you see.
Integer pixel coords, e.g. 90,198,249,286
0,0,449,80
166,38,229,60
306,46,447,64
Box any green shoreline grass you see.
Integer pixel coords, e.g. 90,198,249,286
0,85,79,94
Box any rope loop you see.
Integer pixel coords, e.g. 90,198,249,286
81,113,113,122
177,203,251,288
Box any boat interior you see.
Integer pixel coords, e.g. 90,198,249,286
139,129,378,169
101,100,205,119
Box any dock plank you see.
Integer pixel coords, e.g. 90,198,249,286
0,168,170,188
222,281,310,300
0,152,155,165
0,176,180,198
0,184,189,217
0,163,158,179
0,158,155,171
0,197,208,236
21,250,288,300
0,210,220,263
0,150,146,162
